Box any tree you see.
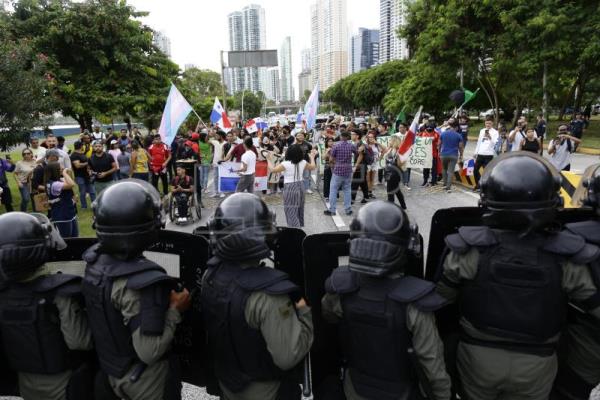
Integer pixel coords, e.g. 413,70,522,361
230,91,263,120
9,0,179,131
0,16,55,150
179,68,224,105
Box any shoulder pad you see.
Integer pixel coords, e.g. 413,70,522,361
444,233,469,254
543,231,586,256
458,226,498,247
32,274,82,296
236,267,299,295
571,243,600,265
126,269,175,290
388,276,435,303
412,291,449,312
565,221,600,245
325,266,359,294
82,244,101,263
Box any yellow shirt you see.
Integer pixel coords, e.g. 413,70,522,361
133,149,149,173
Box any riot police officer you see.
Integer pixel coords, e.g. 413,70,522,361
554,163,600,399
82,179,191,400
0,212,93,400
437,153,600,400
201,193,313,400
321,200,451,400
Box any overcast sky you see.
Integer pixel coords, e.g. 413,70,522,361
127,0,380,96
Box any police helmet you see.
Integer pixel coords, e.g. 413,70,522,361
208,193,276,235
93,179,163,258
348,201,419,276
0,212,66,282
479,152,562,229
575,164,600,212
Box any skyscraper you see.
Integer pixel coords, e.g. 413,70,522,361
226,4,268,95
152,31,171,58
301,48,312,72
310,0,349,91
279,37,294,102
350,28,380,74
265,67,281,103
379,0,410,63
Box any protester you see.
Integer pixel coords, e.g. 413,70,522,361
548,125,581,171
116,145,131,179
171,165,194,223
520,127,541,154
0,155,15,212
129,141,150,180
13,149,36,212
70,141,95,209
224,133,257,162
420,124,440,187
569,111,587,148
80,134,93,158
108,140,121,166
494,125,510,155
198,132,212,193
383,136,407,209
294,131,314,194
29,137,47,162
509,116,533,152
350,130,370,204
88,141,118,194
323,137,335,202
268,145,317,227
535,113,547,153
440,120,465,192
31,149,60,211
147,134,171,196
325,130,356,216
235,137,257,193
459,114,470,144
209,131,226,198
45,134,72,169
366,131,385,198
473,118,499,191
44,162,78,237
91,124,105,143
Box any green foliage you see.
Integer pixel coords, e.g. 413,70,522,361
8,0,179,131
0,16,55,150
230,91,264,120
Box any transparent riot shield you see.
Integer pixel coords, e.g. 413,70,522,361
302,231,425,399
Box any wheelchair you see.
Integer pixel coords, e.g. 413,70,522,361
167,191,199,225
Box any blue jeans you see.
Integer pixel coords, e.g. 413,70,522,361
402,169,411,185
303,168,311,191
18,184,30,212
75,176,96,209
200,164,211,190
213,165,220,194
54,218,79,238
132,172,149,181
328,174,352,214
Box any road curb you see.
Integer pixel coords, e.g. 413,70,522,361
466,135,600,155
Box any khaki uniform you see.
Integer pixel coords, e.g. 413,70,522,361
107,277,182,400
438,248,600,400
17,268,93,400
218,290,313,400
321,293,451,400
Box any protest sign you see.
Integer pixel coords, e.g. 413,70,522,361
218,161,268,192
407,136,433,169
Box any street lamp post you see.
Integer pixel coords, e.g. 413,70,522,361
241,90,246,122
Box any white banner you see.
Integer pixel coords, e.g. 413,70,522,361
407,136,433,169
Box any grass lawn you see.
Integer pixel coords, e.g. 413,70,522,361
2,144,96,237
468,115,600,148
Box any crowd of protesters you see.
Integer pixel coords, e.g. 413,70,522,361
0,110,593,233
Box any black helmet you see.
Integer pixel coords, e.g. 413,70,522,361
0,212,66,282
208,193,276,262
92,179,163,258
479,152,562,230
573,163,600,212
348,201,419,276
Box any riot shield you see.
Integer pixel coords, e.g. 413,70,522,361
303,231,425,399
44,231,210,388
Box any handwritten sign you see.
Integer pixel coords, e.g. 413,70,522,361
407,136,433,169
376,136,391,168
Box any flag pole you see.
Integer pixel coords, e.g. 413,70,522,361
192,109,208,130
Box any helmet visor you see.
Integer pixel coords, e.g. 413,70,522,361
571,164,600,208
30,213,67,251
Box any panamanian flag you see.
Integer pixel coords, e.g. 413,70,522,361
218,161,268,193
398,106,423,163
244,118,258,134
210,97,232,132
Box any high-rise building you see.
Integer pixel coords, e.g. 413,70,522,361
379,0,410,63
298,70,312,101
226,4,268,96
310,0,348,91
301,48,311,72
279,37,294,102
152,31,172,58
350,28,380,74
265,67,281,103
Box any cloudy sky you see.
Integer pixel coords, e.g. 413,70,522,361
127,0,380,95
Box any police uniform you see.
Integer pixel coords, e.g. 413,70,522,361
201,193,313,400
436,153,600,400
0,212,93,400
321,201,451,400
82,179,184,400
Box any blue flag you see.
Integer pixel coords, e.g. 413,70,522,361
158,84,193,146
304,82,319,131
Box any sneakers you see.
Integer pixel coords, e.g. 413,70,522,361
210,193,219,198
324,197,329,202
369,193,376,199
404,184,411,191
219,193,225,198
324,210,336,216
345,210,353,216
360,198,368,204
177,217,186,223
307,189,313,194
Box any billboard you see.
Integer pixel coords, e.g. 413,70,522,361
228,50,278,68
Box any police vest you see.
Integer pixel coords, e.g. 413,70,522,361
200,258,299,393
325,266,447,400
0,274,84,374
81,245,174,379
445,226,599,355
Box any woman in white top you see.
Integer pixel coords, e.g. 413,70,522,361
268,144,317,228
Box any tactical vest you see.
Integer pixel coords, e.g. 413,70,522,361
445,226,598,355
200,258,299,393
81,245,174,379
325,266,447,400
566,221,600,312
0,273,83,374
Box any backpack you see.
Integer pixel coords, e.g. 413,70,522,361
363,143,374,165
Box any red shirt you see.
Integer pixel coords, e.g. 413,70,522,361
230,143,257,162
419,131,440,158
148,143,170,173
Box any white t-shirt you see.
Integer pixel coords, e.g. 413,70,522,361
31,146,46,162
475,128,499,156
240,150,256,175
548,139,573,171
511,129,537,152
281,160,307,184
210,140,224,165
